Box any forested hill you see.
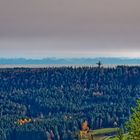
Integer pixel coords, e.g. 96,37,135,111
0,57,140,65
0,66,140,140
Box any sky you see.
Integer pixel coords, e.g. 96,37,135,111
0,0,140,58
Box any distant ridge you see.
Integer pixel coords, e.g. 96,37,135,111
0,58,140,65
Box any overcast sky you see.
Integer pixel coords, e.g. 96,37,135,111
0,0,140,58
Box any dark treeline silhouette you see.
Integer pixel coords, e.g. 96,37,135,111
0,66,140,140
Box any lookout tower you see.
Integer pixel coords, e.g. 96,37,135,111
96,61,102,68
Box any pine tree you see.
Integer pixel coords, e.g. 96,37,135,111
126,98,140,140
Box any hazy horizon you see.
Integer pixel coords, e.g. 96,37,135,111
1,57,140,59
0,0,140,58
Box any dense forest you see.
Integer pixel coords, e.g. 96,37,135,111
0,66,140,140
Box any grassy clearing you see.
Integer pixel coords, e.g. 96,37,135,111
88,128,118,140
79,128,127,140
91,128,118,135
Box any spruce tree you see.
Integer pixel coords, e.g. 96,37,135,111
126,98,140,140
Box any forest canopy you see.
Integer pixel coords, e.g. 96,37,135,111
0,66,139,140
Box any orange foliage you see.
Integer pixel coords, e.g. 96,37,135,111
82,120,89,131
17,118,31,125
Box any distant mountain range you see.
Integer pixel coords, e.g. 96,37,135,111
0,58,140,65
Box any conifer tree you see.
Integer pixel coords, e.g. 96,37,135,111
126,98,140,140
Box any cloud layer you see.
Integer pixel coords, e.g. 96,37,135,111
0,0,140,58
